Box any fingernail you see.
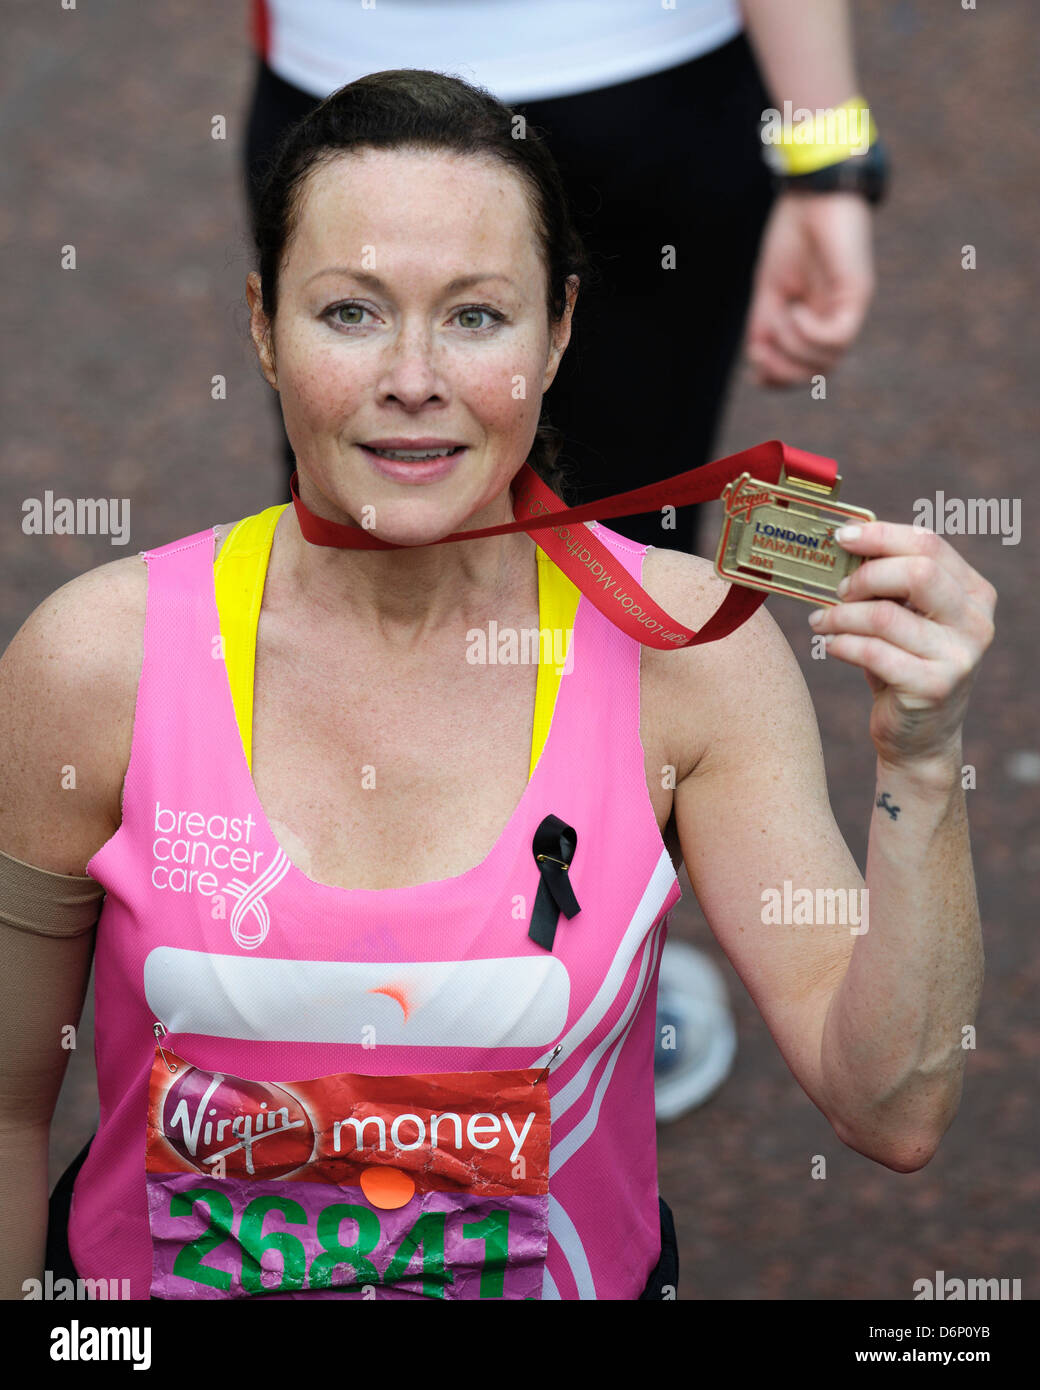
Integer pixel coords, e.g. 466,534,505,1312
808,608,825,626
835,525,861,544
837,577,851,597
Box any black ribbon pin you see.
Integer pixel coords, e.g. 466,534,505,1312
528,814,581,951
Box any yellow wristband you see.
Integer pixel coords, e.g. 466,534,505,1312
763,94,878,177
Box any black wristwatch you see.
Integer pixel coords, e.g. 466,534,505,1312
770,137,890,207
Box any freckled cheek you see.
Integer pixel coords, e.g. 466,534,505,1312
279,349,366,428
463,375,538,439
465,342,547,436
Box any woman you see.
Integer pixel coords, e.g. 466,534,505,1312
0,71,994,1302
240,1,884,1127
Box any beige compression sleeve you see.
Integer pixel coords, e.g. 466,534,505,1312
0,847,103,1296
0,846,105,937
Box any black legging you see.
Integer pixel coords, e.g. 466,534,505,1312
242,33,776,554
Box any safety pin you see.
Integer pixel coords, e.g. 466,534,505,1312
534,1043,563,1085
535,854,570,871
153,1022,179,1073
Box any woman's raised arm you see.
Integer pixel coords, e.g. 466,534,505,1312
657,522,994,1172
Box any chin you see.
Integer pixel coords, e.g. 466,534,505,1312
359,498,484,549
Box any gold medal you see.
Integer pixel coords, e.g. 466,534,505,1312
715,469,876,605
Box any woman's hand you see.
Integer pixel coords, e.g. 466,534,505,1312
745,191,875,388
807,522,997,771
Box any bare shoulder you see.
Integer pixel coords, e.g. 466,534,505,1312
0,525,236,875
638,544,813,782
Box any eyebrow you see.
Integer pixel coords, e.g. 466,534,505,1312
305,268,517,292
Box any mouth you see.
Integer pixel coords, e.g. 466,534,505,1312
359,443,467,463
357,441,468,484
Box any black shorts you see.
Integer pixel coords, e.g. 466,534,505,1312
241,34,775,553
47,1136,678,1299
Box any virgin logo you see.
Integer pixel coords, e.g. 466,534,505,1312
162,1067,315,1179
724,477,774,523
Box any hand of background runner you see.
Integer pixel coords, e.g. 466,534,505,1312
744,191,875,388
806,522,997,771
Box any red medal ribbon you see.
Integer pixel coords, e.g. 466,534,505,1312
289,439,837,649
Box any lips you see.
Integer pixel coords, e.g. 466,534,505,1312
360,444,465,462
362,438,467,450
359,442,468,484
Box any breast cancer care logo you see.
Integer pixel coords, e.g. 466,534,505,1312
221,846,293,950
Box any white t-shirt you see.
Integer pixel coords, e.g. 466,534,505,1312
255,0,744,102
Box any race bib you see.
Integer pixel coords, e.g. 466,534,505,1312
145,1048,551,1299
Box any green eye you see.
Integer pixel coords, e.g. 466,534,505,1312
324,302,504,331
456,307,505,330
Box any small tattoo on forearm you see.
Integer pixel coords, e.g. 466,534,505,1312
876,791,901,820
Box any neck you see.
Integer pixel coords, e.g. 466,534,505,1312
276,484,537,644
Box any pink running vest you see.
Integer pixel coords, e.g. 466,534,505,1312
75,521,682,1299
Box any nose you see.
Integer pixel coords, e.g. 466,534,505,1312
376,321,448,408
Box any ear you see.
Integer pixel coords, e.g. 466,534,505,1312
246,272,278,391
542,275,579,392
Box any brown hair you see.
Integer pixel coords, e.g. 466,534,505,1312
251,68,597,498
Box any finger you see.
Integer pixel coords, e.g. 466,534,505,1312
746,338,814,387
819,632,945,706
767,308,845,373
836,520,997,617
744,281,786,353
834,556,994,664
810,598,952,662
835,553,968,628
788,296,869,352
746,283,833,373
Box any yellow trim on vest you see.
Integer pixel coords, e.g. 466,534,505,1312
532,547,580,777
213,505,581,780
213,504,285,774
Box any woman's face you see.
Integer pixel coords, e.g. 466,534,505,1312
247,147,577,545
